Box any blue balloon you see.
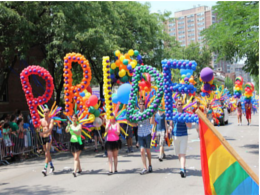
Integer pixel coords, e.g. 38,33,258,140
116,83,132,104
112,93,119,104
79,92,85,97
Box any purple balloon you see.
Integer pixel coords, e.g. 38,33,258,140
200,67,213,82
204,83,211,91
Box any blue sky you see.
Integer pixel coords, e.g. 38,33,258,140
140,1,217,16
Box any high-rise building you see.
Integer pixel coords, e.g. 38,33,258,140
230,64,251,84
165,5,216,47
164,5,230,71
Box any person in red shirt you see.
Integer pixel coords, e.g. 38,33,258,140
245,102,252,126
192,101,204,138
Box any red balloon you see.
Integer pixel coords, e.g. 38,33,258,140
87,95,98,107
87,85,92,94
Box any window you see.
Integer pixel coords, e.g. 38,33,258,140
178,26,185,29
188,29,195,32
178,16,184,20
178,35,185,39
197,22,205,26
168,23,175,27
187,19,194,23
188,24,194,27
198,27,205,31
197,12,204,16
178,21,185,25
178,30,185,34
197,18,204,21
188,33,195,37
170,32,175,36
187,14,194,18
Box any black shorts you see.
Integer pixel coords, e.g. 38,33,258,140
42,136,52,145
105,140,122,151
70,142,84,153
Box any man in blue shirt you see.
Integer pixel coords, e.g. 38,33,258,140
170,99,192,178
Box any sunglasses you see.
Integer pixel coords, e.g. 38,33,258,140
177,104,183,106
139,104,144,106
44,111,49,113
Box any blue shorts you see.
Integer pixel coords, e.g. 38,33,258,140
138,134,151,149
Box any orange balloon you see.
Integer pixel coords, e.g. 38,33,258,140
125,53,130,59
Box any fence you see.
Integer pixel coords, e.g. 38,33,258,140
0,126,75,165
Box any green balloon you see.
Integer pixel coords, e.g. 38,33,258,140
134,50,139,56
123,59,128,65
110,69,115,74
120,75,129,83
89,106,95,114
94,109,100,117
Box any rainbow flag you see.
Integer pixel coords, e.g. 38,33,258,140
199,119,259,195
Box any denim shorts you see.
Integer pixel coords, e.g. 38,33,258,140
138,134,151,149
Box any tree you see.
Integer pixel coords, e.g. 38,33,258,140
201,1,259,76
251,75,259,95
224,77,234,95
1,2,176,105
0,2,53,97
183,42,212,88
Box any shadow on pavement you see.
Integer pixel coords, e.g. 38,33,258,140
247,150,259,155
242,144,259,149
1,185,71,195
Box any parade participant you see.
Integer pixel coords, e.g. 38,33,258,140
171,99,192,178
151,104,168,161
93,127,104,153
2,123,13,157
39,108,54,176
193,101,204,137
205,103,214,125
245,102,252,126
125,123,133,153
65,114,84,177
237,102,242,126
105,116,121,175
132,99,154,175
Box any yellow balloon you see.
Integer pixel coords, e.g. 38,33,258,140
94,104,99,109
208,80,213,85
130,61,136,68
128,49,134,56
119,69,126,77
111,63,116,69
132,60,137,66
85,92,91,99
115,50,120,57
88,114,95,122
119,55,125,62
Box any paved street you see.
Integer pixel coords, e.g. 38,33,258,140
0,113,259,195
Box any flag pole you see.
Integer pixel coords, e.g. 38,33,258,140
196,109,259,185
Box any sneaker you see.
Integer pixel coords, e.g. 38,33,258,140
238,123,240,126
180,170,186,178
72,172,77,177
130,147,134,153
103,154,107,157
107,171,113,176
159,158,163,162
163,153,166,159
49,166,55,174
126,148,130,153
77,170,82,174
140,169,148,175
148,165,153,173
42,168,47,176
114,170,118,174
94,148,98,152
